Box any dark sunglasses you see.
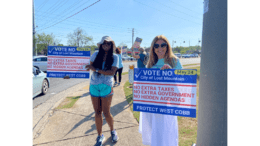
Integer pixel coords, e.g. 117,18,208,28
154,43,167,49
102,42,112,46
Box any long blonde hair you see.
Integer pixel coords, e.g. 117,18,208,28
147,35,178,68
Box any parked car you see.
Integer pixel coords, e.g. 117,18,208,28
122,56,129,61
190,54,195,58
183,54,191,58
174,53,182,58
194,54,199,57
33,56,48,72
33,66,50,98
130,57,135,61
125,56,131,61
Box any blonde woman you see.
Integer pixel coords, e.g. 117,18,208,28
139,35,183,146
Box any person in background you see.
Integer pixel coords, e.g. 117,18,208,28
131,46,146,68
114,47,124,86
139,35,183,146
85,36,119,146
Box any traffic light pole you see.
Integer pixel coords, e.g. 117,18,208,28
196,0,227,145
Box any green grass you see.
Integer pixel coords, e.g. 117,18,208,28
123,81,140,122
56,96,81,109
122,72,128,75
183,63,200,67
116,72,128,76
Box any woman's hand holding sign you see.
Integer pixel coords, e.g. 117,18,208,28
160,64,172,70
85,63,95,72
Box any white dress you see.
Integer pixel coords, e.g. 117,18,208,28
139,58,183,146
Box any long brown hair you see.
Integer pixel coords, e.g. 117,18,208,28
115,47,121,54
147,35,178,68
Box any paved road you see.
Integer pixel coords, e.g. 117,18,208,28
33,77,90,108
33,57,200,108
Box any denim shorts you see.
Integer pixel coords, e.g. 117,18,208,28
89,84,113,98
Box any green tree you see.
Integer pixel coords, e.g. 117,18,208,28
118,42,127,48
67,27,93,47
35,32,60,55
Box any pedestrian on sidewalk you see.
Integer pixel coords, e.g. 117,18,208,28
113,47,124,86
131,46,146,68
85,36,119,146
139,35,183,146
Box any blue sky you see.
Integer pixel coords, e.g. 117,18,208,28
35,0,204,48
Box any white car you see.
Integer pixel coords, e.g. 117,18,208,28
33,56,48,72
33,66,50,98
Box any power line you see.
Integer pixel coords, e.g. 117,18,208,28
133,0,201,25
36,0,63,23
36,0,49,12
41,0,70,24
36,13,129,32
151,0,202,19
168,0,202,15
37,0,101,32
36,10,128,31
36,0,80,24
40,0,91,28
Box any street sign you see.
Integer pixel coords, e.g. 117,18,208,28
47,46,90,79
133,68,197,118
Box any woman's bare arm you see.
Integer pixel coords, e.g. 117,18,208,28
98,66,118,75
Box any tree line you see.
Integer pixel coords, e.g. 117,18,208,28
34,27,201,55
172,46,201,54
34,27,97,55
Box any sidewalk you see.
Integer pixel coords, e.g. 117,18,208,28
33,74,144,146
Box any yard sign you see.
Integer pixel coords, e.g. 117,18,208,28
47,46,90,79
133,68,197,118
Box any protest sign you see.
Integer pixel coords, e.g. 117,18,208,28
133,68,197,118
133,37,142,49
122,46,127,55
47,46,90,79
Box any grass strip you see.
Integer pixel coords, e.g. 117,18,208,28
123,81,140,122
183,63,200,67
56,96,81,109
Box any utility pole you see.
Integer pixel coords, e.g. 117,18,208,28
33,0,36,56
132,28,134,47
196,0,227,145
132,28,134,55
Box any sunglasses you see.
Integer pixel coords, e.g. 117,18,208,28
154,43,167,49
102,42,112,46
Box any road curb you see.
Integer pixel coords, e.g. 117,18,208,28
33,80,89,139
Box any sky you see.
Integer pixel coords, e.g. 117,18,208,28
34,0,204,48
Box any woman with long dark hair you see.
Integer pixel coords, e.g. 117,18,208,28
85,36,119,146
113,47,124,86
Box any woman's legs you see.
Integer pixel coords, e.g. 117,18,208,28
91,96,103,135
118,68,123,83
113,69,118,82
101,95,114,131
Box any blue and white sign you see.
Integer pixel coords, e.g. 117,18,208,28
47,46,90,79
133,68,197,118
